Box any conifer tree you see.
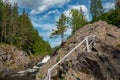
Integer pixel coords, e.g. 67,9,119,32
51,14,68,44
90,0,103,21
70,8,86,34
0,0,52,55
0,0,3,41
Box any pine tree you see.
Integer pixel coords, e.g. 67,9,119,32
0,0,52,55
0,0,3,41
70,8,86,34
8,3,19,45
51,14,68,44
1,2,8,43
90,0,103,21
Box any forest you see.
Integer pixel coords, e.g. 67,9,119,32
0,0,120,56
0,0,52,56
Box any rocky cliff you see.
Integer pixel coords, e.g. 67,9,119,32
0,44,37,78
36,20,120,80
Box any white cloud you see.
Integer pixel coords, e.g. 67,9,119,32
32,21,56,31
48,9,59,14
40,24,57,31
52,41,61,47
65,28,72,36
39,31,51,37
64,5,89,20
2,0,17,3
30,10,40,15
4,0,70,14
64,9,72,18
50,39,61,48
25,0,70,15
103,1,115,11
30,15,49,24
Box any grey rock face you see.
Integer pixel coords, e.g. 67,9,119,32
0,45,30,78
36,20,120,80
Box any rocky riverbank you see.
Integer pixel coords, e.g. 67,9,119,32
0,55,50,80
0,44,44,79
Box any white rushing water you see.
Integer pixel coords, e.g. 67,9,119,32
15,55,50,76
37,55,50,66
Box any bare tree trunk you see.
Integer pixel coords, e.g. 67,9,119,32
61,33,64,45
1,30,3,43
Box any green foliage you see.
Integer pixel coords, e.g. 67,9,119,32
0,0,52,56
70,8,87,34
51,14,68,44
90,0,103,21
101,8,120,27
91,8,120,28
90,0,120,28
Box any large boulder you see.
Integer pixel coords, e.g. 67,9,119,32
36,20,120,80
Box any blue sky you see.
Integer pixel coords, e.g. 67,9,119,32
4,0,115,48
